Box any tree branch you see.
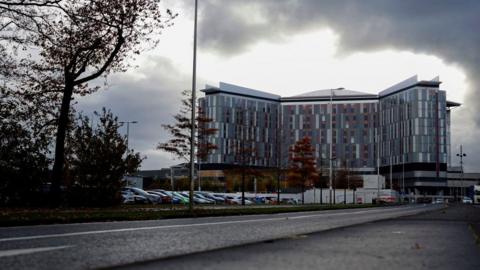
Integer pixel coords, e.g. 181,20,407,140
73,30,124,86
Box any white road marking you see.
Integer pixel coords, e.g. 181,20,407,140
0,245,72,258
0,206,429,243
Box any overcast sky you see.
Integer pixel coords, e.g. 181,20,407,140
77,0,480,172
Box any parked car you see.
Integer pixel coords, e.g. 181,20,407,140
463,196,473,204
251,197,263,204
172,191,189,204
193,193,215,204
225,196,253,205
281,198,297,205
199,192,225,204
432,198,444,204
264,196,278,205
121,190,148,204
212,193,229,203
159,190,182,204
179,192,212,204
378,195,397,204
123,187,161,204
147,191,171,204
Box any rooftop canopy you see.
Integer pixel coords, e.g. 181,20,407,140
291,88,377,98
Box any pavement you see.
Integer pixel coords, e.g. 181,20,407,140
0,204,447,269
115,204,480,270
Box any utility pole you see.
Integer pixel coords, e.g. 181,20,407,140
456,145,466,199
189,0,198,212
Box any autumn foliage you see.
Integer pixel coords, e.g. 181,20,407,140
288,137,317,204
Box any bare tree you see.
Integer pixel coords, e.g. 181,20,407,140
158,90,218,162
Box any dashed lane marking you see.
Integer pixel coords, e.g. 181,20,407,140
0,245,72,258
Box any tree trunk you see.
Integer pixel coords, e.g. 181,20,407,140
51,82,74,206
241,167,245,206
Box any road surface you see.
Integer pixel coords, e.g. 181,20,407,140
117,204,480,270
0,204,442,269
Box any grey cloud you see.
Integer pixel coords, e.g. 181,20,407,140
76,55,191,170
198,0,480,171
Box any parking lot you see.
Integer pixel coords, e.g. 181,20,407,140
121,187,299,206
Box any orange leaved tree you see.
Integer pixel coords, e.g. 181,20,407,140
288,136,317,204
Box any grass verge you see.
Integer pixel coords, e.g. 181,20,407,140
0,204,381,227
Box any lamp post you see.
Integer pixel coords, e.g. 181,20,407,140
376,122,381,201
329,88,342,204
119,121,138,151
399,96,405,199
345,166,349,205
332,157,337,204
329,89,333,205
402,155,405,199
456,145,466,199
189,0,199,212
170,166,175,210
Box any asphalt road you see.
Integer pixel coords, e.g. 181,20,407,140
116,204,480,270
0,204,441,270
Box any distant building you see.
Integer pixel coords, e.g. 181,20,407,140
123,175,149,189
199,75,463,196
136,169,171,180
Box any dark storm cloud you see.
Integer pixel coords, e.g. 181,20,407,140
198,0,479,100
199,0,479,66
198,0,480,170
76,56,191,169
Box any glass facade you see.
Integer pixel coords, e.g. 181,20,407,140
281,101,378,170
200,78,457,188
201,93,280,167
379,87,447,166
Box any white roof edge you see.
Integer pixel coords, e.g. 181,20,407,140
379,75,442,97
379,75,418,97
205,84,219,89
290,88,377,98
217,82,281,100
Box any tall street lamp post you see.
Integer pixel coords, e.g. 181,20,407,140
329,89,333,205
456,145,466,199
189,0,198,212
376,122,381,200
119,121,138,151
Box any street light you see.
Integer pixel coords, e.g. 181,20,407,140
329,88,333,205
376,119,381,201
329,88,343,205
189,0,199,212
119,121,138,151
456,145,466,199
